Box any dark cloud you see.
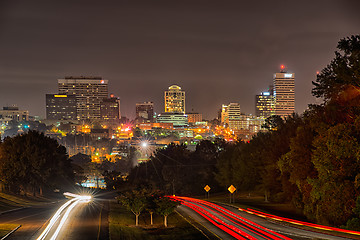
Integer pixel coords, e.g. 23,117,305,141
0,0,358,118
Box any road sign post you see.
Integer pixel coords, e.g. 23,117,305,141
204,185,211,199
228,185,236,203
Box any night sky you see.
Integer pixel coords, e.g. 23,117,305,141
1,0,359,119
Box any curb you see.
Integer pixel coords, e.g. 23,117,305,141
0,199,63,216
1,225,21,240
0,207,27,216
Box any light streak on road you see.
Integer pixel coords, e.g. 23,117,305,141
36,192,92,240
239,207,360,236
170,196,292,240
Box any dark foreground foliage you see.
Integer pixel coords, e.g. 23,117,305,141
0,130,74,196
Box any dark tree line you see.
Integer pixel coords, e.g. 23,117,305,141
0,130,74,196
127,139,226,196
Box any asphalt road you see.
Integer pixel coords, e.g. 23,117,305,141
0,193,110,240
173,196,355,240
0,201,63,240
52,198,109,240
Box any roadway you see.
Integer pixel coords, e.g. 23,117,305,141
172,196,357,240
0,193,109,240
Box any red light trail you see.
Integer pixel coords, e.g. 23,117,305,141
239,207,360,236
170,196,292,240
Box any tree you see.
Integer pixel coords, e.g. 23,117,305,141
312,35,360,103
262,115,284,130
155,197,180,227
216,143,236,187
278,122,318,211
0,130,73,195
309,122,360,225
117,189,147,226
216,141,260,192
145,190,162,225
127,143,191,195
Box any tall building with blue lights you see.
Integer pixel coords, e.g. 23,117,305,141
255,85,275,119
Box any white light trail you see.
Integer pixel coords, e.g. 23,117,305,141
36,192,92,240
50,200,79,240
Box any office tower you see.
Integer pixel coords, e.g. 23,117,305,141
221,103,241,129
164,85,185,113
227,103,241,130
100,94,121,122
0,106,29,121
58,76,108,120
221,104,229,126
46,94,77,120
255,85,275,118
136,102,154,123
273,66,295,118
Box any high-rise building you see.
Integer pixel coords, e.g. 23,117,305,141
58,76,108,120
221,103,241,130
136,102,154,123
255,85,275,119
273,66,295,118
228,103,241,130
100,94,121,122
46,94,77,120
164,85,185,113
221,104,229,126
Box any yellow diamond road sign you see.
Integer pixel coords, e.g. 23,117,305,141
228,185,236,194
204,185,211,192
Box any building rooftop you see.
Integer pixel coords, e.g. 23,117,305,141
64,76,103,80
168,85,181,90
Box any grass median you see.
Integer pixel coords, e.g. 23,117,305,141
0,224,20,238
109,200,208,240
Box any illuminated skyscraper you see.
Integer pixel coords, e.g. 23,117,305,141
255,85,275,118
228,103,241,130
221,104,229,126
221,103,241,130
46,94,77,120
58,76,108,120
274,66,295,118
164,85,185,113
100,94,121,122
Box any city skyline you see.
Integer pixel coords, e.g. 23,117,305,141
1,1,359,119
